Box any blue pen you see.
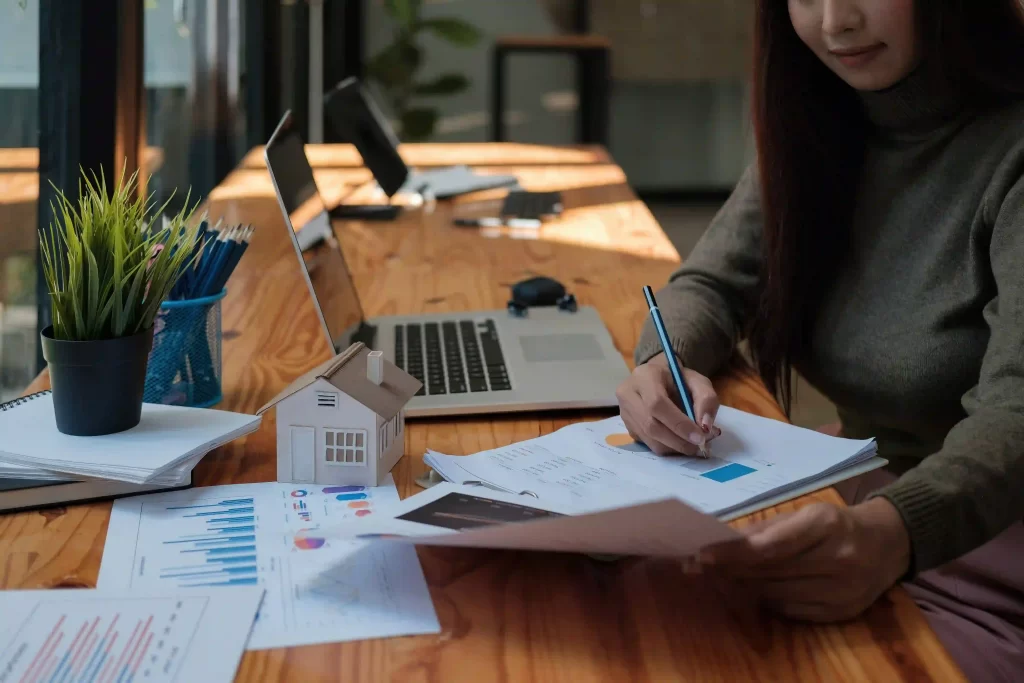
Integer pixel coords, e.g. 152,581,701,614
643,285,709,457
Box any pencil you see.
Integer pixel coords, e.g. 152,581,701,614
642,285,709,458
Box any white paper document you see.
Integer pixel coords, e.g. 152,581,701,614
0,587,262,683
425,406,884,518
0,450,205,486
98,474,440,650
320,483,742,558
0,393,261,484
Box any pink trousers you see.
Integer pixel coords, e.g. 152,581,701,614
836,470,1024,683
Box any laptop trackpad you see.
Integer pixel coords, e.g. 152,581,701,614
519,334,604,362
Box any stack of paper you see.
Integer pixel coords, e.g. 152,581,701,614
0,392,261,485
424,406,885,520
0,450,204,486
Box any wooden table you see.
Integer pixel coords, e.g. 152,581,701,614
4,144,962,681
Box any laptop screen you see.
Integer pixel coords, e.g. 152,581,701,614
265,113,366,351
323,77,410,198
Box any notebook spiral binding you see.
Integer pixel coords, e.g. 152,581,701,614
0,390,52,411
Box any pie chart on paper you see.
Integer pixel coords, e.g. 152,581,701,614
604,433,651,453
294,529,326,550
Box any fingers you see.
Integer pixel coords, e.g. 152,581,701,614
618,386,686,455
645,417,701,456
683,368,720,435
702,505,839,569
616,362,721,457
622,401,696,456
744,504,841,561
637,385,705,453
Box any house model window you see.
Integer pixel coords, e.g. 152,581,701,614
325,428,366,465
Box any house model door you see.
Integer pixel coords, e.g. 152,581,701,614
290,426,316,483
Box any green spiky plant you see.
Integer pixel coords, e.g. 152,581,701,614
39,168,203,342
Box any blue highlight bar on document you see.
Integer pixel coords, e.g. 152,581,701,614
701,463,757,483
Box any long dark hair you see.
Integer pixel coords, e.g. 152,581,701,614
749,0,1024,414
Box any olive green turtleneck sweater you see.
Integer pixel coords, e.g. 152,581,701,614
635,66,1024,574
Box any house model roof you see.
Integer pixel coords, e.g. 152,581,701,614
256,342,422,420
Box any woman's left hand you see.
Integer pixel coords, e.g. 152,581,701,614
695,498,912,622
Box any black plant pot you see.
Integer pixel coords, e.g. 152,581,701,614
40,325,155,436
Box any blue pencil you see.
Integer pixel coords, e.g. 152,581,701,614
196,234,233,297
643,285,708,458
167,220,251,300
211,225,251,294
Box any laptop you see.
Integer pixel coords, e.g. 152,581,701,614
265,111,630,418
323,77,520,199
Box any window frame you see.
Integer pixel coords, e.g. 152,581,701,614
323,427,366,466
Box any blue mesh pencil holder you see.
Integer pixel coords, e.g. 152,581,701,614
143,289,226,408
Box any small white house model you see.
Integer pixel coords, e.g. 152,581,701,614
257,342,422,487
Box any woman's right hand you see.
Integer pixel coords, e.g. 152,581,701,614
615,353,721,457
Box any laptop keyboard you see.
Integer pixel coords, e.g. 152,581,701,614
394,319,511,396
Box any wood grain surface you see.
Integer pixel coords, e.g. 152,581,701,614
3,144,962,682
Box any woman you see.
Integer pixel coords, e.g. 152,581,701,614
616,1,1024,679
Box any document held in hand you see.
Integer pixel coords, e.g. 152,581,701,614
318,483,743,558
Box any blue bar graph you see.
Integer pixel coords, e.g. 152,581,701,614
163,534,256,547
166,498,254,510
145,495,265,591
206,515,256,524
182,507,255,517
164,554,257,568
174,549,254,562
161,565,258,580
181,576,259,588
182,545,256,555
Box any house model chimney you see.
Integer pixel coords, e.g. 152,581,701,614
367,351,384,385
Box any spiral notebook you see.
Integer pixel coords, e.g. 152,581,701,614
0,391,261,487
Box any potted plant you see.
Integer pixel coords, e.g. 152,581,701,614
366,0,482,141
38,168,202,436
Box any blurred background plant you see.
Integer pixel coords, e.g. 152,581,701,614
366,0,482,141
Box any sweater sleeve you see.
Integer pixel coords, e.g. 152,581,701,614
633,163,764,377
872,165,1024,574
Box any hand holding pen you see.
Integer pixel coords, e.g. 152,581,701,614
614,286,721,458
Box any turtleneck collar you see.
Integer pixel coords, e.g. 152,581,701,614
857,59,964,133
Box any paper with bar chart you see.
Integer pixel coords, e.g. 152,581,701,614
97,475,440,650
0,587,262,683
